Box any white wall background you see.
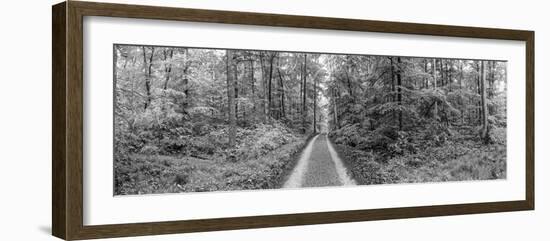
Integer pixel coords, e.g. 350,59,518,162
0,0,547,240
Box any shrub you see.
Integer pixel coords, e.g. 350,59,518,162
234,122,297,161
174,173,189,185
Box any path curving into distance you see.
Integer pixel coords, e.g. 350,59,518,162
283,134,356,188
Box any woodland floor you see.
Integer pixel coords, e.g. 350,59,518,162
114,134,309,195
331,126,507,186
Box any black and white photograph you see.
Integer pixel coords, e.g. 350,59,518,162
113,44,507,195
1,0,544,240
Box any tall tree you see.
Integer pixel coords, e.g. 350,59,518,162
313,72,317,133
458,60,464,123
479,60,489,143
276,61,286,119
332,87,339,130
182,48,190,112
249,56,257,119
162,49,174,90
267,53,275,120
226,50,237,148
432,58,438,119
259,52,268,123
477,61,482,124
396,57,403,130
142,46,154,109
302,54,308,133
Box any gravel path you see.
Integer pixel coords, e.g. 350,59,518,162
283,134,355,188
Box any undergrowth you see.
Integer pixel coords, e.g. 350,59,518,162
331,121,506,185
114,122,307,195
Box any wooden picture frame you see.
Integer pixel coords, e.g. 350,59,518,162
52,1,534,240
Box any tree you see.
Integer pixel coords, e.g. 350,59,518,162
276,59,286,120
142,46,155,109
313,69,318,133
479,60,490,144
396,57,403,130
182,48,191,111
249,55,257,120
432,58,438,119
226,50,237,148
115,43,507,161
302,54,308,133
162,48,174,90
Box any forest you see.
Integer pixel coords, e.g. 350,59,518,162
113,44,506,195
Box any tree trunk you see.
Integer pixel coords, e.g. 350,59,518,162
299,56,303,120
480,61,490,144
250,58,257,120
182,48,190,113
432,58,438,119
259,52,268,123
488,61,496,99
458,60,464,124
142,46,154,110
439,59,446,87
333,87,339,130
422,59,428,89
226,50,237,148
390,57,396,102
267,53,274,120
477,61,482,124
211,69,216,117
397,57,403,130
276,67,286,119
234,61,239,122
345,65,353,98
313,75,317,133
302,54,308,133
162,49,173,90
446,60,452,92
389,57,397,124
424,59,428,89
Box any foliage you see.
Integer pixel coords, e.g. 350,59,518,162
114,130,307,195
327,55,506,184
114,44,508,193
333,128,506,185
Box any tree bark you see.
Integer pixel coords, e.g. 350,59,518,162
458,60,464,124
302,54,308,133
333,87,339,130
299,56,303,120
432,58,438,119
424,59,428,89
276,66,286,119
441,59,445,86
397,57,403,130
267,53,274,120
477,61,482,124
142,46,154,110
446,60,452,92
250,58,257,120
259,52,268,123
234,60,239,122
182,48,190,113
226,50,237,148
313,74,317,133
162,49,173,90
480,61,490,144
390,57,396,102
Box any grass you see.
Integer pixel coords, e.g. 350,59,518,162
114,137,308,195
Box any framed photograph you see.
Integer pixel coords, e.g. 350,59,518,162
52,1,534,240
